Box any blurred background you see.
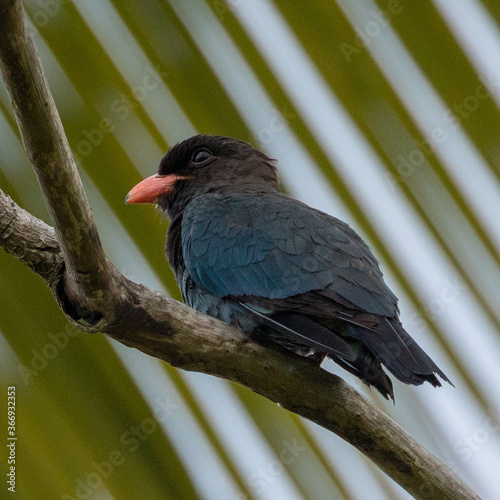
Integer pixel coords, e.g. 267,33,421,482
1,0,500,498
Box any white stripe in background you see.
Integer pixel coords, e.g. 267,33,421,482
432,0,500,108
0,113,44,207
110,343,244,500
302,414,406,500
71,0,196,147
181,372,305,500
0,333,24,386
416,372,500,500
336,0,500,257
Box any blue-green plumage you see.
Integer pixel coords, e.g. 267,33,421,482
182,192,396,312
150,135,452,400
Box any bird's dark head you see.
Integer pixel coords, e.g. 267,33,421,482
126,135,279,218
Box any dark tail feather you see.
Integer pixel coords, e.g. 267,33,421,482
333,344,394,400
240,304,357,361
254,309,396,399
345,318,452,388
240,302,451,398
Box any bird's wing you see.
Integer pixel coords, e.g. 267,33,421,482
182,192,398,318
181,193,450,391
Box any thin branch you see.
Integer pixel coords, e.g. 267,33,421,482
0,1,482,499
0,189,62,285
0,0,111,311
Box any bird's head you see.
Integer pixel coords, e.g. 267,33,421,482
126,135,279,218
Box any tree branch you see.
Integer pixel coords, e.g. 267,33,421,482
0,0,111,313
0,189,62,285
0,1,482,499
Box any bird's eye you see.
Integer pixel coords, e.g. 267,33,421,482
191,148,213,165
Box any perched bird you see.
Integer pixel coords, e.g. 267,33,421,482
126,135,451,400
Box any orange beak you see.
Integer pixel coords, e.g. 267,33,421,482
126,174,184,204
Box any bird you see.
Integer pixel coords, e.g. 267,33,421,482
126,134,451,400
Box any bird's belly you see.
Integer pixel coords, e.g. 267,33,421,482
177,269,318,357
178,268,258,331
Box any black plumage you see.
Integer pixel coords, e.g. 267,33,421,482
126,135,451,400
